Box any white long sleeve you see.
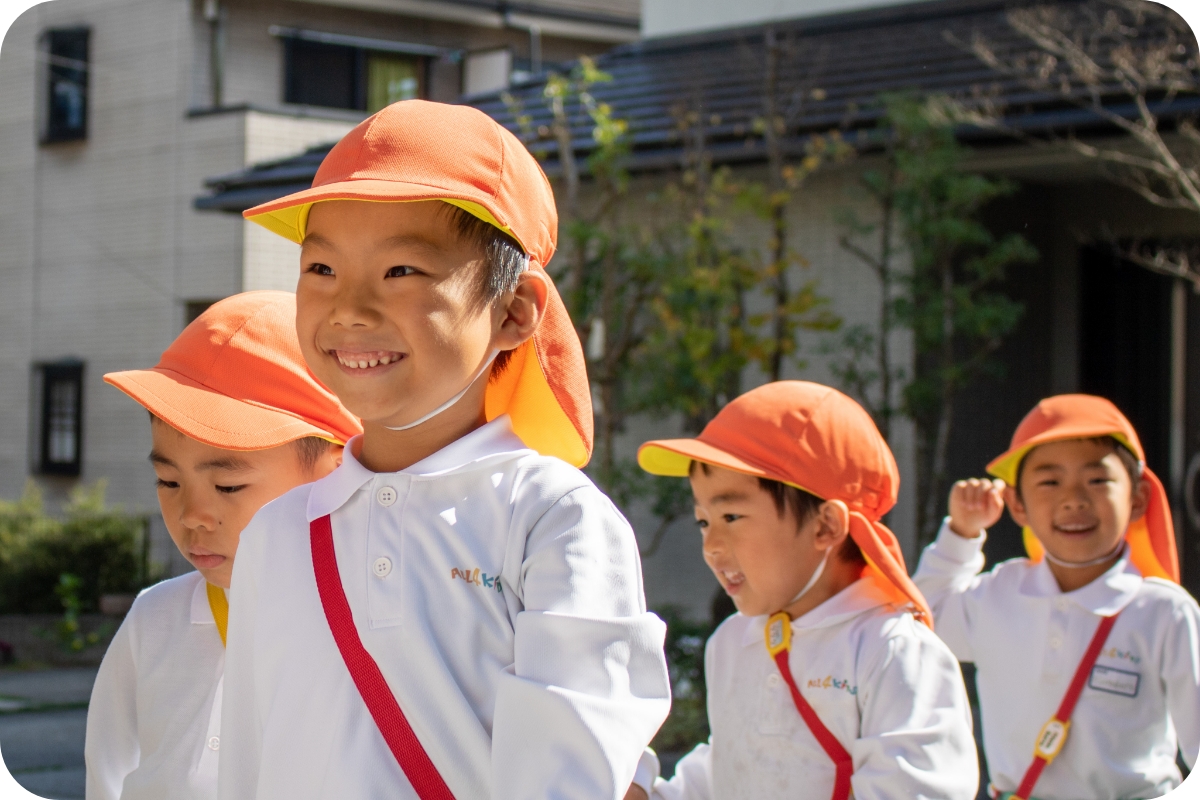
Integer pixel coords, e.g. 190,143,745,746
914,520,1200,799
645,575,977,800
647,743,713,800
85,573,224,800
85,614,140,800
218,417,670,800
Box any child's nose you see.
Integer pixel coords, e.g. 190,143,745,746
179,493,218,532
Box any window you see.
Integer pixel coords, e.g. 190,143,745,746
185,299,220,325
42,28,89,143
284,39,423,112
36,360,84,477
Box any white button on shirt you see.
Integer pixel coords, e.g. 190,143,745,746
915,521,1200,800
218,416,671,800
642,573,979,800
85,572,225,800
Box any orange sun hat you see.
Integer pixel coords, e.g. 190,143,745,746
638,381,932,628
105,291,361,450
986,394,1179,583
241,100,593,467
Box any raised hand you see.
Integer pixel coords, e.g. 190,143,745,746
947,478,1006,539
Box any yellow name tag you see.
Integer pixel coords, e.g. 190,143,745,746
765,612,791,657
1034,719,1070,762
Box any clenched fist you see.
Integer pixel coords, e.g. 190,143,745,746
947,478,1006,539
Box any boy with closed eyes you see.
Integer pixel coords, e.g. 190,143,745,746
85,291,360,800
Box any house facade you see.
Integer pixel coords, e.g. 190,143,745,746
0,0,636,574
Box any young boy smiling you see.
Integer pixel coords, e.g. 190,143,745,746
217,101,670,800
85,291,360,800
915,394,1200,800
632,381,977,800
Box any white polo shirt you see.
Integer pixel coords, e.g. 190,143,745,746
217,415,671,800
914,521,1200,800
639,572,979,800
85,571,225,800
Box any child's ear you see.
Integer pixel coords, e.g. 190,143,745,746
815,500,850,549
1003,484,1028,528
493,270,549,351
1128,476,1150,523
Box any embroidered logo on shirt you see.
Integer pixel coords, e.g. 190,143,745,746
806,675,858,695
1088,665,1140,697
450,567,503,594
1100,646,1141,665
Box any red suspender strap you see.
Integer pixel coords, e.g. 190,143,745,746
765,613,854,800
310,515,456,800
1011,612,1120,800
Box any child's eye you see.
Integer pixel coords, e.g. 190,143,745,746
722,513,742,523
307,263,334,276
695,519,709,530
386,265,418,278
215,484,248,495
155,479,178,490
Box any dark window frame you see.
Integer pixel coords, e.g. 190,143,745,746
282,38,426,112
41,27,90,144
36,360,85,477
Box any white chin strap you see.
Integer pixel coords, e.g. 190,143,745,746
1042,540,1127,569
788,546,832,607
385,349,499,432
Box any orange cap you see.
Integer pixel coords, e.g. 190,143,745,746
104,291,362,450
242,100,592,467
987,394,1179,583
638,381,933,628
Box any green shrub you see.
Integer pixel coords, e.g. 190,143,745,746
651,606,714,755
0,481,151,613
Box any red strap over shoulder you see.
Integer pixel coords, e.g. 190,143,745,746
766,613,853,800
1011,613,1119,800
310,515,456,800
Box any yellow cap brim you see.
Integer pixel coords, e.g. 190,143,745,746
637,439,769,479
987,431,1140,486
244,181,524,251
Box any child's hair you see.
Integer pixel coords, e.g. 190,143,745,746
689,460,867,567
293,436,335,475
439,204,528,376
1015,435,1143,497
149,411,335,475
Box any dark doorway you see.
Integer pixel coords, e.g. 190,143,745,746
1079,245,1173,477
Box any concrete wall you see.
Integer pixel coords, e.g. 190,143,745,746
0,0,249,574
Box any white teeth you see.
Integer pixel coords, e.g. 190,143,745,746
335,352,401,369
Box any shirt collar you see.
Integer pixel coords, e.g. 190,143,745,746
1019,545,1143,615
190,575,223,625
306,415,530,521
740,572,896,647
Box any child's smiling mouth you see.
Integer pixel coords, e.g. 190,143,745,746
331,350,405,372
1053,519,1099,536
718,569,746,594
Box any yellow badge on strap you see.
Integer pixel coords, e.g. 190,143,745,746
1033,718,1070,763
206,582,228,647
765,612,792,657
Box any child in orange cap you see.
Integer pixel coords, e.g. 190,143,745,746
217,100,669,800
630,381,978,800
84,291,361,800
915,394,1200,800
